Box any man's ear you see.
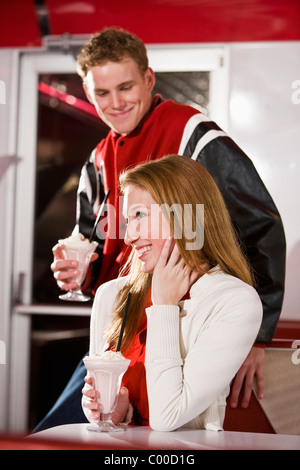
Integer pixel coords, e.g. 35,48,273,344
83,82,94,105
145,67,156,92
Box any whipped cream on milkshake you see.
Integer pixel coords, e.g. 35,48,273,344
58,232,98,291
88,351,127,361
59,232,92,249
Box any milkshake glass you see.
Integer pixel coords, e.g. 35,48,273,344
58,233,98,302
83,351,131,432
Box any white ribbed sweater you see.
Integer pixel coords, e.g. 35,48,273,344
89,268,262,432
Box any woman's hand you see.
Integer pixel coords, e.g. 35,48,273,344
151,237,199,306
82,375,130,425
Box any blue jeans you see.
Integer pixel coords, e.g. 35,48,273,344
32,356,88,433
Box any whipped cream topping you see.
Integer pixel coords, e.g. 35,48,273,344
87,350,126,361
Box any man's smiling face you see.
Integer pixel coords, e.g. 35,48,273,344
83,57,155,135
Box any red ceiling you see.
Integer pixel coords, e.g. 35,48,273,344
0,0,300,48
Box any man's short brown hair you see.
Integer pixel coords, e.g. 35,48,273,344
77,27,149,79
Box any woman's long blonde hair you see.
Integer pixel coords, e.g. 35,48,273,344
105,154,254,352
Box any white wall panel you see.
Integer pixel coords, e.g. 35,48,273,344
228,42,300,320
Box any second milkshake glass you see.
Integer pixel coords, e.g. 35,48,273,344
58,240,98,302
83,355,131,432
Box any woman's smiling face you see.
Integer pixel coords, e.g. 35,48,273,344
123,185,171,274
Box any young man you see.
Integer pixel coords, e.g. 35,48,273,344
40,27,285,431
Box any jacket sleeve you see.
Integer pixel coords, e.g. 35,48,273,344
74,149,106,292
179,114,286,343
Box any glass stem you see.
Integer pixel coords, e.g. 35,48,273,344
100,412,114,423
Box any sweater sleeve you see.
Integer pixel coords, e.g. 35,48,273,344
89,277,128,355
89,283,109,356
145,288,262,432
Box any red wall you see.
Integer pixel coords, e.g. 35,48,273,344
1,0,300,48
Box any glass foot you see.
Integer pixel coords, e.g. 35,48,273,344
59,289,91,302
86,422,124,433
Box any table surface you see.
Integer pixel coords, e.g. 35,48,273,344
29,423,300,450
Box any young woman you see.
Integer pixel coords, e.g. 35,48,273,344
82,154,262,432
